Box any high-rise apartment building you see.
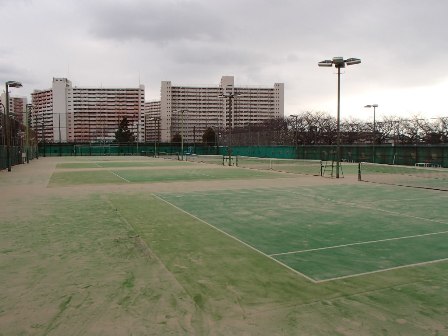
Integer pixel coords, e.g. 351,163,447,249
0,93,27,124
144,100,161,142
158,76,284,142
31,78,145,143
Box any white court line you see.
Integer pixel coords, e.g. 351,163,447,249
291,190,448,226
109,170,130,183
152,194,318,284
315,257,448,283
270,229,448,257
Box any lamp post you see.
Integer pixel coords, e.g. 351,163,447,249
174,110,187,160
181,110,185,161
0,102,6,148
219,91,242,166
290,114,298,158
5,80,23,171
318,57,361,178
364,104,378,163
148,116,160,157
25,104,32,163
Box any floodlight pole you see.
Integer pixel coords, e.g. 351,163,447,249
41,113,46,157
227,96,232,166
336,66,341,178
365,104,378,163
290,114,299,158
156,117,160,157
26,104,32,163
0,102,5,150
318,57,361,178
149,116,160,157
5,81,23,171
219,92,242,166
181,110,185,161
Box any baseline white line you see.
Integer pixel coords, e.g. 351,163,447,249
315,257,448,283
109,170,130,183
153,194,317,283
270,229,448,257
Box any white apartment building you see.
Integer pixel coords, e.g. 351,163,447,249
31,78,145,143
144,100,161,142
158,76,284,142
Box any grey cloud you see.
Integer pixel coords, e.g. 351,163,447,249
3,0,448,117
85,0,227,43
166,41,273,66
0,62,30,83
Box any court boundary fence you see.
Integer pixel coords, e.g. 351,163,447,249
4,143,448,171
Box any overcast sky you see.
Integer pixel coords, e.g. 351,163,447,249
2,0,447,121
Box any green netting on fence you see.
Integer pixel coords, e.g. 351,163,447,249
294,145,448,167
0,145,39,170
29,143,448,168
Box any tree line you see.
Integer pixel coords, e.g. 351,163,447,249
224,112,448,146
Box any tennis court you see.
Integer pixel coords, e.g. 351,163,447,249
49,159,288,186
46,157,448,282
1,155,448,335
156,184,448,282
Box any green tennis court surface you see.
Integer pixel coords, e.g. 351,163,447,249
56,160,193,169
157,184,448,282
3,156,448,334
360,162,448,191
49,166,286,186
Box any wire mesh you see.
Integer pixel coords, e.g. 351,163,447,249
360,162,448,191
236,156,323,176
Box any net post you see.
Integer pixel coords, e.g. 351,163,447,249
358,162,362,181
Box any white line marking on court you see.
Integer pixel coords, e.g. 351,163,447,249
270,229,448,257
290,190,448,226
314,257,448,283
109,170,130,182
152,194,318,284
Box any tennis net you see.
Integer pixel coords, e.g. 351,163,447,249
158,152,180,160
236,156,323,176
359,162,448,191
185,154,224,165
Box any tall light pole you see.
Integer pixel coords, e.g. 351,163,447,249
365,104,378,163
5,80,23,172
174,110,187,161
0,102,6,149
290,114,298,158
26,104,32,163
219,91,242,166
318,57,361,178
149,116,160,157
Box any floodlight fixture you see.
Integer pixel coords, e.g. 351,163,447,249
318,60,333,67
345,58,362,66
6,80,22,88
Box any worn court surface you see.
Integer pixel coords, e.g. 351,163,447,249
1,156,448,335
